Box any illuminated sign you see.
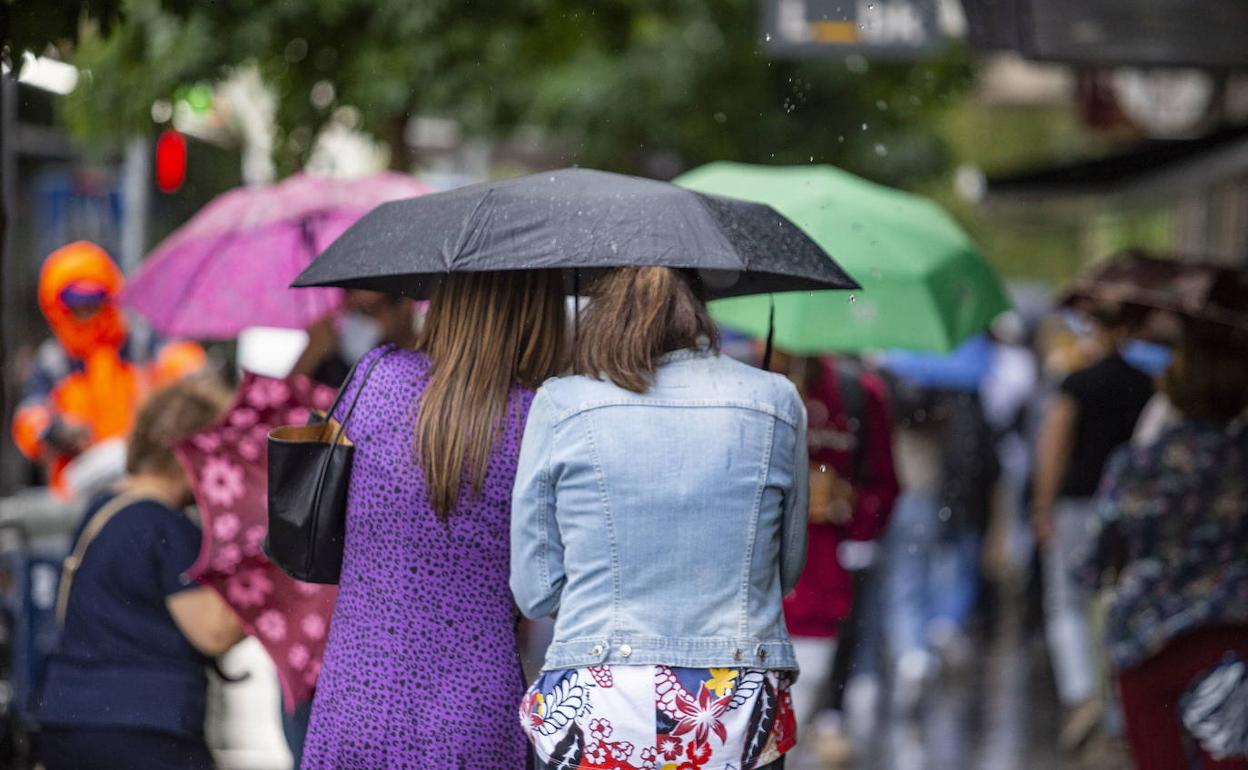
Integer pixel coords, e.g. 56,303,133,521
761,0,943,59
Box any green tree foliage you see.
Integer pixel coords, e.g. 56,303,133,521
57,0,971,184
1,0,120,69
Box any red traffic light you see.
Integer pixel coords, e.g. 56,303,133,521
155,129,187,193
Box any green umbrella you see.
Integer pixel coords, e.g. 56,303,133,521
676,162,1010,353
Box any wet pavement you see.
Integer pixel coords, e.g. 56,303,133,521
789,609,1129,770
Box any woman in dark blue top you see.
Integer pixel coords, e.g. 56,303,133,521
37,378,246,770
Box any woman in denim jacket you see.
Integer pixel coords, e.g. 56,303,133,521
513,267,809,770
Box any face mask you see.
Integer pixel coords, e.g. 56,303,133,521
1121,339,1173,377
337,311,384,363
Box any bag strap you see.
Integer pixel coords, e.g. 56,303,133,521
310,345,398,517
56,491,151,626
326,344,397,447
832,358,870,483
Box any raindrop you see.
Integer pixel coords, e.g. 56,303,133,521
764,32,772,42
848,294,857,304
808,156,814,163
818,464,827,473
861,122,868,130
876,99,888,111
713,111,727,124
837,135,845,143
310,80,335,110
150,99,173,124
284,38,309,64
874,143,888,156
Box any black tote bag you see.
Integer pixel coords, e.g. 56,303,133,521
265,346,394,584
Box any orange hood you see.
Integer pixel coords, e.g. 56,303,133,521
38,241,128,360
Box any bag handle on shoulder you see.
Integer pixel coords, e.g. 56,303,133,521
56,491,151,626
307,345,398,528
324,344,397,447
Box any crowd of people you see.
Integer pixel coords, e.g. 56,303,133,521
9,239,1248,770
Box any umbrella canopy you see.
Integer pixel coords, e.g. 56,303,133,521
1062,250,1248,333
176,373,338,709
676,162,1011,353
879,333,994,393
293,167,858,299
123,172,430,339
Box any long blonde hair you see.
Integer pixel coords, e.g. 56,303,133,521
416,270,567,518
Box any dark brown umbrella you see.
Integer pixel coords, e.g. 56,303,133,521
1062,251,1248,334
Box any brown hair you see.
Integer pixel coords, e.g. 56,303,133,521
416,270,567,518
574,267,719,393
127,377,232,476
1161,337,1248,424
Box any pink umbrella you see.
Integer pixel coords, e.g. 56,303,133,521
123,172,430,339
176,372,338,709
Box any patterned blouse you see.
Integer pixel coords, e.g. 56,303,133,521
521,665,796,770
1084,420,1248,671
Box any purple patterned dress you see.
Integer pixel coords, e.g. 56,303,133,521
301,346,532,769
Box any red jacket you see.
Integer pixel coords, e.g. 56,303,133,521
784,359,899,638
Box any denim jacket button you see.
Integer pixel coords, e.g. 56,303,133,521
619,644,632,658
590,644,604,656
733,648,743,662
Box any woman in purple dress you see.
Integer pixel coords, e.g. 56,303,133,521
300,270,567,769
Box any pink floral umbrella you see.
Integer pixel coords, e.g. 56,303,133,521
123,172,429,340
175,373,338,709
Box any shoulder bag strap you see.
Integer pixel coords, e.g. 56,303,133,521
56,491,151,626
833,359,870,483
326,344,398,447
309,345,399,515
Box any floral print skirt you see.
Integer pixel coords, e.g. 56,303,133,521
521,665,796,770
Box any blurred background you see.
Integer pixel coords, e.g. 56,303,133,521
2,2,1247,769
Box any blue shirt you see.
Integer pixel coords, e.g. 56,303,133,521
37,494,211,739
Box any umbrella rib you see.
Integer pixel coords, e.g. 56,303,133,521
447,188,495,271
687,191,750,271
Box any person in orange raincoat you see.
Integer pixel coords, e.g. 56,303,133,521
12,241,206,495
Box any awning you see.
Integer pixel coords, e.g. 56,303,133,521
986,124,1248,204
961,0,1248,69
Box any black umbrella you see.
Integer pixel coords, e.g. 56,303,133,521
292,168,858,299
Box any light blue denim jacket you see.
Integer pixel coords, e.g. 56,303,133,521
510,349,809,671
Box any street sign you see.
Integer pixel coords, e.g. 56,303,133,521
962,0,1248,69
761,0,944,59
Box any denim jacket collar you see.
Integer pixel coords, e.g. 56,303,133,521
656,346,716,365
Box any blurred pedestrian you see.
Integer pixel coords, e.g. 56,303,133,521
980,312,1039,572
513,267,806,770
290,289,417,387
1031,307,1155,750
881,384,998,713
36,378,246,770
770,353,898,758
299,271,566,769
1083,333,1248,770
11,241,205,496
